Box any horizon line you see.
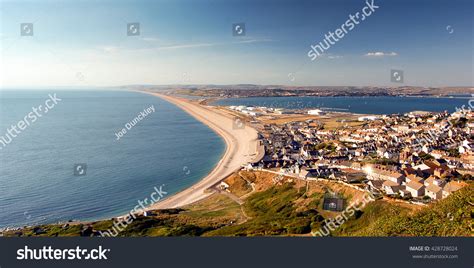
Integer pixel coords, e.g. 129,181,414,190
1,84,473,90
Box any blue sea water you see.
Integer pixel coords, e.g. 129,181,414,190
214,96,469,114
0,90,225,228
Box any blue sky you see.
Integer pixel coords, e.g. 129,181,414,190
0,0,472,87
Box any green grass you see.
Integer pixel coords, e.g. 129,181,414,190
5,183,472,237
334,183,473,236
116,217,213,237
204,184,323,236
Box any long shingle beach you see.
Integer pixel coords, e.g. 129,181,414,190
141,91,264,209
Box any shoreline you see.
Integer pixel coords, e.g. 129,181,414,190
139,91,264,209
200,94,474,101
208,95,467,116
0,90,264,230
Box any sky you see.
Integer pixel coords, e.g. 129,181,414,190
0,0,472,88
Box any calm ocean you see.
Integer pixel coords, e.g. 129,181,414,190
214,96,469,114
0,90,224,228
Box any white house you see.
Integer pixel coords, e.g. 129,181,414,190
358,116,379,121
406,181,425,197
424,176,446,188
307,109,325,115
442,181,464,199
425,184,443,200
405,174,424,184
383,180,401,195
219,182,230,190
366,167,405,184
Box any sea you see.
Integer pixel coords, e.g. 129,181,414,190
213,96,470,114
0,90,225,228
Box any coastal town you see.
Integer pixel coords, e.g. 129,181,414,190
226,104,472,204
2,92,472,238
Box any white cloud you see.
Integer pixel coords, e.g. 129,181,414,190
327,55,343,59
99,46,120,53
141,37,160,42
317,53,343,59
157,43,216,50
364,51,398,57
234,38,274,44
158,38,273,50
97,38,273,53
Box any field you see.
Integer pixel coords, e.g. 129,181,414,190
255,112,366,131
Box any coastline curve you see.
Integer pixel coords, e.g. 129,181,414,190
139,91,263,209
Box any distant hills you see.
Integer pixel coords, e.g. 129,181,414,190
126,85,474,98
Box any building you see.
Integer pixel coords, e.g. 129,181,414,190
399,188,412,198
442,181,464,198
358,115,379,121
299,169,309,179
406,181,425,197
382,180,401,195
424,176,446,188
367,180,383,192
219,182,230,190
323,197,344,211
366,167,405,184
425,184,443,200
405,174,424,184
307,109,326,115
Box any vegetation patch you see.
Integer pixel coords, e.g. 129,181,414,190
204,184,324,236
334,183,473,236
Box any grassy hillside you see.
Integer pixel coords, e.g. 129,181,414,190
4,194,243,237
334,183,473,236
204,184,323,236
3,179,472,237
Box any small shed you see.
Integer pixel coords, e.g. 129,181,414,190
323,197,344,212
